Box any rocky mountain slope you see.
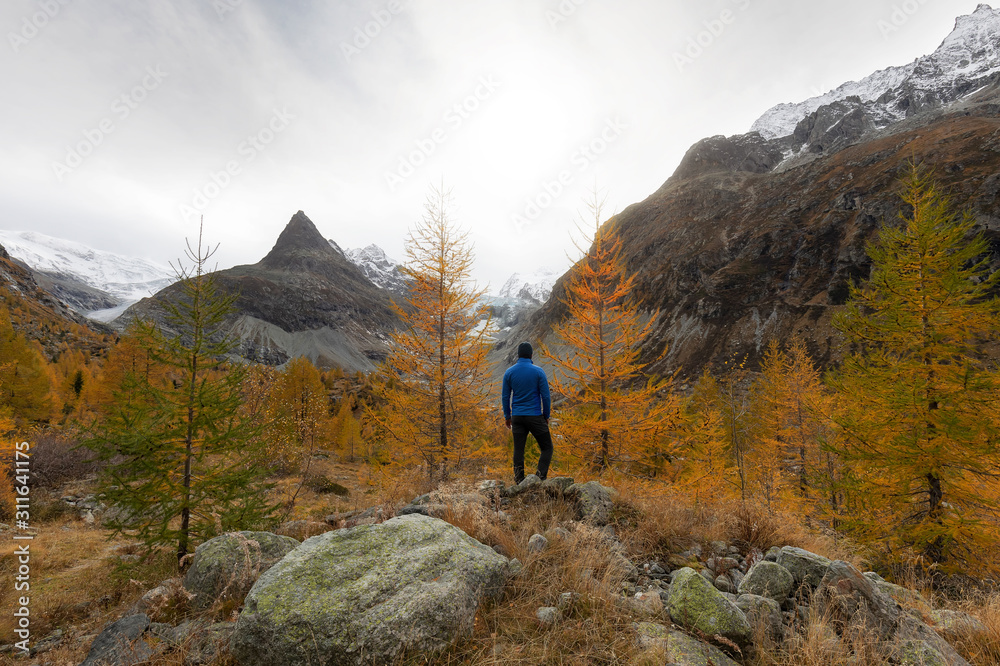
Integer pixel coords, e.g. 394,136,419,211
0,230,174,318
123,212,397,371
0,242,112,358
341,244,409,296
505,5,1000,378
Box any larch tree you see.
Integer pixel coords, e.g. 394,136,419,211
376,184,494,482
829,166,1000,567
747,339,835,513
86,224,276,566
545,192,677,473
0,311,53,424
676,368,737,503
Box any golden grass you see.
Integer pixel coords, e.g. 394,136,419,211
8,460,995,665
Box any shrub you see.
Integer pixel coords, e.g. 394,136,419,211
304,475,350,496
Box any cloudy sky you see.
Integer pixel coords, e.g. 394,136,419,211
1,0,986,290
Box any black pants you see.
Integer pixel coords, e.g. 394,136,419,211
512,415,553,483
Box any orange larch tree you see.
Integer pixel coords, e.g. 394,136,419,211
376,183,494,481
545,192,677,473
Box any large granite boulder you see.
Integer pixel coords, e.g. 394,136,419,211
818,560,900,641
229,514,510,665
738,560,794,602
776,546,832,589
665,567,751,649
183,531,299,610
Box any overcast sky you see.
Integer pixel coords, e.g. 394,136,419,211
0,0,986,290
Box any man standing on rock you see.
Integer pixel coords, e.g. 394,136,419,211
502,342,553,484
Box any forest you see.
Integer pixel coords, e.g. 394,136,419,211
2,167,1000,664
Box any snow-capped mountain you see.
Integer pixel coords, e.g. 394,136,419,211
497,269,558,306
0,230,174,318
751,4,1000,141
345,244,408,295
328,240,408,295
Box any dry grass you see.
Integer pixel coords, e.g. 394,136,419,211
749,602,894,666
946,592,1000,665
10,461,995,665
424,485,651,665
0,517,175,663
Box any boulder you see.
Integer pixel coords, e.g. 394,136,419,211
183,531,299,610
776,546,832,589
738,560,794,602
736,593,783,641
818,560,900,641
564,481,615,526
894,615,972,666
928,609,987,640
541,476,575,495
508,474,541,496
895,639,950,666
230,514,509,666
633,623,740,666
665,568,752,649
80,614,154,666
527,534,549,554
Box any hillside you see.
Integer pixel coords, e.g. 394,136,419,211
506,6,1000,378
0,243,113,359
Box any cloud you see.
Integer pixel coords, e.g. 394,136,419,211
0,0,987,287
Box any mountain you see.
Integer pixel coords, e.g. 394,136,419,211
504,5,1000,378
497,270,558,306
342,244,409,295
0,230,174,318
0,242,112,359
747,4,1000,169
124,212,397,371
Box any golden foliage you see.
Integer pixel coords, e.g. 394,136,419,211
545,192,679,473
374,184,495,481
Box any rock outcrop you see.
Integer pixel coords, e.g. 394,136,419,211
229,514,510,665
183,531,300,610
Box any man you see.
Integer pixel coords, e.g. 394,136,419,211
502,342,553,483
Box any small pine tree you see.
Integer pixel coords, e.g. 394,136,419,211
545,191,678,473
829,166,1000,567
87,224,276,566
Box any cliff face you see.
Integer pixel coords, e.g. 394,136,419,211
505,83,1000,378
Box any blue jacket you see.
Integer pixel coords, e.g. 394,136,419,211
502,358,551,420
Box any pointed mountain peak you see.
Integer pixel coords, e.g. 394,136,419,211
259,211,347,272
270,211,326,251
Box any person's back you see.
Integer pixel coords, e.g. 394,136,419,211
501,342,552,483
